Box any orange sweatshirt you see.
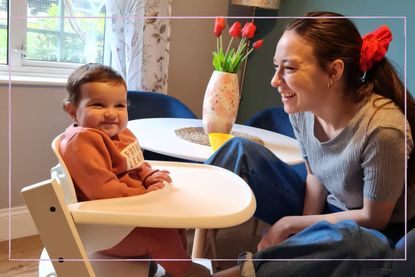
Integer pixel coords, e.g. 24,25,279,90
59,124,156,201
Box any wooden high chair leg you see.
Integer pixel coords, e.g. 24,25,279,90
207,229,219,269
191,229,207,258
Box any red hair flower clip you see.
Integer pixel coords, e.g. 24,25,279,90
360,25,393,73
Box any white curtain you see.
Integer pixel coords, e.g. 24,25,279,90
105,0,171,92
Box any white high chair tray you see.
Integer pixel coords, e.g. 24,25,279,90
68,161,256,229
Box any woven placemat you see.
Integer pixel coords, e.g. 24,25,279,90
174,127,264,146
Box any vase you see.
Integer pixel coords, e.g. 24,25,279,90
202,71,240,134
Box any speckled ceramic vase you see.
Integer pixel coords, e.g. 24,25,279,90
202,71,240,134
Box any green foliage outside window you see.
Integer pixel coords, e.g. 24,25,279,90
0,26,6,64
0,0,7,64
27,3,105,63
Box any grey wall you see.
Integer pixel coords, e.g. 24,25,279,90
238,0,415,122
0,85,72,209
0,87,9,207
168,0,230,117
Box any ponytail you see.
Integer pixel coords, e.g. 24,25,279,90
363,59,415,186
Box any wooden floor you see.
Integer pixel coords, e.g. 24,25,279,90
0,235,43,277
0,218,265,276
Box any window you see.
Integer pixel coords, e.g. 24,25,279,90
26,0,105,64
0,0,7,64
1,0,108,79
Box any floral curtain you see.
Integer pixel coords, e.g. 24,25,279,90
105,0,172,92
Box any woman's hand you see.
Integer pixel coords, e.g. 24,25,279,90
257,216,307,251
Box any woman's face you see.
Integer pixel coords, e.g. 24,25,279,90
271,30,331,114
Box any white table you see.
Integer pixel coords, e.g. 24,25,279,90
128,118,303,164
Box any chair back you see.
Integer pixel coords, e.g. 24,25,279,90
51,134,78,204
22,179,96,276
245,107,307,180
127,91,197,162
127,91,197,120
22,179,150,277
245,107,295,138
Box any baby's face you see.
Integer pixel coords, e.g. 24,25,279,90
73,82,128,138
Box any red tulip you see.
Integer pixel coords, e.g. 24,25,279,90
229,22,241,38
252,39,263,49
214,17,226,37
242,22,256,39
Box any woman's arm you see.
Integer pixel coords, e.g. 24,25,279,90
327,198,396,230
302,173,327,215
302,160,327,215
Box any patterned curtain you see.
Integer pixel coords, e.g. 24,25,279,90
105,0,171,93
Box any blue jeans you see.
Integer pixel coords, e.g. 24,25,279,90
242,220,393,277
206,137,305,225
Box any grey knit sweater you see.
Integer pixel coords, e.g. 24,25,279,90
290,93,414,223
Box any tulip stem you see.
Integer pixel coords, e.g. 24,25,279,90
220,36,223,54
237,38,245,54
225,37,234,58
240,47,254,62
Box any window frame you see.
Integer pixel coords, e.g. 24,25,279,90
0,0,9,65
0,0,110,82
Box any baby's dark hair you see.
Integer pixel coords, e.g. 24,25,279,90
65,63,126,105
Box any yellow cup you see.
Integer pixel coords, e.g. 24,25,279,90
208,133,234,151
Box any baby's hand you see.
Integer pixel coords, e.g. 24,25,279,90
145,170,172,187
146,182,165,192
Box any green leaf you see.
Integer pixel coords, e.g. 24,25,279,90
228,49,241,71
229,54,243,73
213,52,224,71
223,49,235,72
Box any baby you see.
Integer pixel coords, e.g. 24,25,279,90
60,63,210,277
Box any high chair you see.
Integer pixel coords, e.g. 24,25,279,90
21,134,256,276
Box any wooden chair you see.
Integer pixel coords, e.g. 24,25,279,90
22,178,154,277
21,134,255,276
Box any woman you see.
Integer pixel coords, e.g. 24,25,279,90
210,11,415,277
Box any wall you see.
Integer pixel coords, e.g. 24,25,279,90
0,85,71,211
168,0,230,117
0,86,9,208
238,0,415,122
